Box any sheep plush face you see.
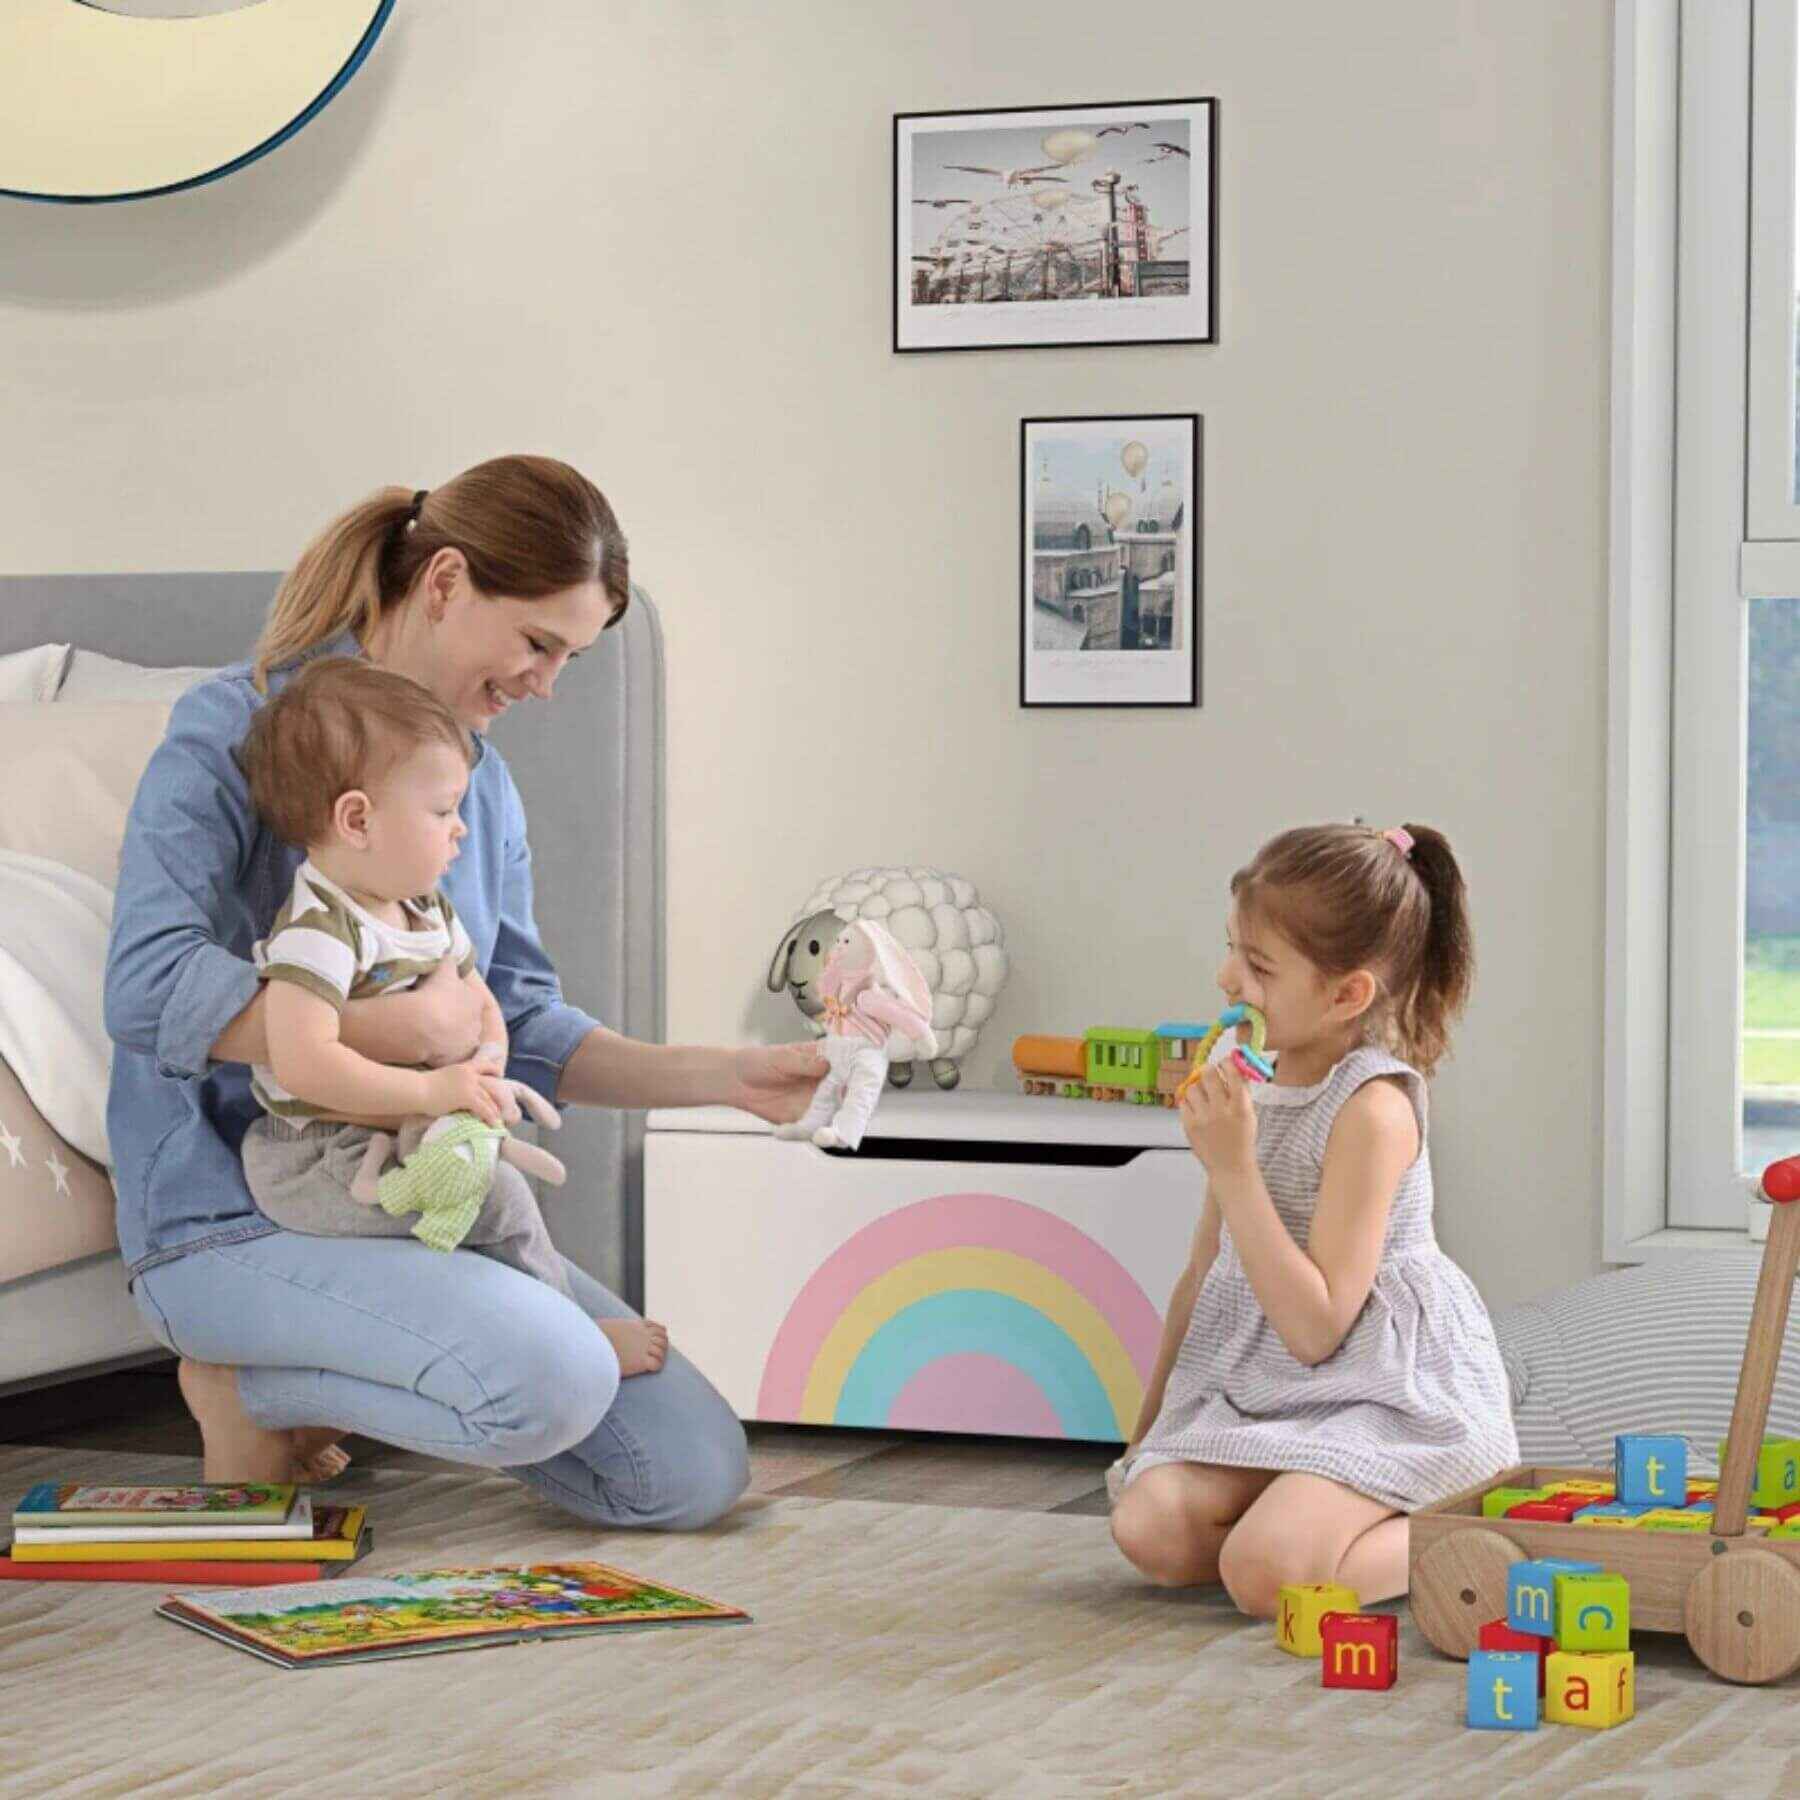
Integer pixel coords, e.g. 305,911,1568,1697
764,908,845,1025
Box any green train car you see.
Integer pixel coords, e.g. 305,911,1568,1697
1083,1027,1163,1104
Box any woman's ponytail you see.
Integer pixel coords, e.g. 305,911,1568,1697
251,487,419,692
249,455,632,693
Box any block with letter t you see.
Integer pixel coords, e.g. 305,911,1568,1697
1319,1611,1398,1690
1615,1434,1687,1507
1467,1651,1539,1730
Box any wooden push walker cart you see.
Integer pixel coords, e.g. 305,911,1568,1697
1408,1154,1800,1686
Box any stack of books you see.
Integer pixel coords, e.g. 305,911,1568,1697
0,1482,370,1585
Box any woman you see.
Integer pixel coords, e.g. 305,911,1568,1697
105,455,823,1530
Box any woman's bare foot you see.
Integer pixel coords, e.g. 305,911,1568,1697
290,1429,351,1484
598,1317,669,1378
176,1358,296,1484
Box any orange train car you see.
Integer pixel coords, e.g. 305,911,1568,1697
1011,1034,1088,1097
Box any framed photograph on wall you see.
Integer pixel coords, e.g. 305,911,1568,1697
1021,414,1200,708
895,97,1217,353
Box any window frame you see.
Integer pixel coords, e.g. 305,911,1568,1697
1608,0,1795,1255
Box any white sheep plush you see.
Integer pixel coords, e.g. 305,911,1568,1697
765,866,1010,1090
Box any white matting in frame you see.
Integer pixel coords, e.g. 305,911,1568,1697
896,99,1216,353
1021,414,1200,708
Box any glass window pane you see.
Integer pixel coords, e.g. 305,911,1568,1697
1745,597,1800,1171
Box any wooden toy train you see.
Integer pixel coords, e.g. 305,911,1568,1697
1013,1006,1273,1107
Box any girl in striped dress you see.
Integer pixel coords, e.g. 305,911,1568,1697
1109,823,1517,1615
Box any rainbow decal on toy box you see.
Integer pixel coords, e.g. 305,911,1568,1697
756,1194,1163,1440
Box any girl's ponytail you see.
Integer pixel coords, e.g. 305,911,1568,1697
1393,824,1474,1079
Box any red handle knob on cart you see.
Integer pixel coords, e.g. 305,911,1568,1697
1763,1156,1800,1204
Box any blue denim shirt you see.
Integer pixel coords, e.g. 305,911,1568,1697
104,629,600,1278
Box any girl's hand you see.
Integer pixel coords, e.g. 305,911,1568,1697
730,1042,829,1125
1178,1061,1258,1177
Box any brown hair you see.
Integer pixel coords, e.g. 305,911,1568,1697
1230,822,1474,1078
237,658,474,849
249,454,631,691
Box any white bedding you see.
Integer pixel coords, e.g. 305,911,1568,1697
0,851,115,1169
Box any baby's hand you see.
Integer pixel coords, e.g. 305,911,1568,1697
1178,1060,1258,1176
422,1060,514,1128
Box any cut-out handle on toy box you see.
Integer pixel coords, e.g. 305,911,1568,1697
1714,1155,1800,1538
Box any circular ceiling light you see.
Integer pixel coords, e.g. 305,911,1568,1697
1,0,394,204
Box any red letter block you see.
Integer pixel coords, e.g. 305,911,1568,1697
1320,1611,1398,1690
1477,1618,1551,1694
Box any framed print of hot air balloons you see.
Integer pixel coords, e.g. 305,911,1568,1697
894,97,1217,352
0,1,395,205
1022,414,1200,708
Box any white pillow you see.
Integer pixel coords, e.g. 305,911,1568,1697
0,644,71,703
58,647,221,706
0,702,173,890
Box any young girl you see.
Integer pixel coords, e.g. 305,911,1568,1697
1110,822,1517,1615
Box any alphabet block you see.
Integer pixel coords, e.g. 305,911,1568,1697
1467,1651,1539,1730
1481,1486,1547,1518
1716,1437,1800,1509
1477,1619,1551,1694
1319,1611,1398,1690
1637,1509,1709,1532
1545,1650,1635,1730
1506,1557,1600,1637
1275,1582,1357,1657
1615,1434,1687,1507
1553,1572,1630,1652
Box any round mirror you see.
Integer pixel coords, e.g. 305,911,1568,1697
1,0,394,202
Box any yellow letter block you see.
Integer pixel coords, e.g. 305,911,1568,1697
1275,1583,1358,1657
1545,1650,1635,1729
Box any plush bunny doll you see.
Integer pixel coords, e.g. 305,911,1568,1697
773,921,938,1151
348,1043,569,1252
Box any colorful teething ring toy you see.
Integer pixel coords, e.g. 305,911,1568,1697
1176,1004,1273,1098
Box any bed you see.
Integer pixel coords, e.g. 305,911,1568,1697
0,571,665,1396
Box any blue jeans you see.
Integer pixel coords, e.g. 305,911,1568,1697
129,1231,749,1531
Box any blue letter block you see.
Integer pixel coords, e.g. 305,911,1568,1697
1468,1651,1540,1730
1507,1557,1601,1638
1616,1434,1687,1506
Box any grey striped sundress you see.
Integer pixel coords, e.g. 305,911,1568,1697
1127,1045,1518,1512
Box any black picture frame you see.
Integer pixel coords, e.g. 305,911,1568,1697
1020,413,1202,709
894,97,1218,354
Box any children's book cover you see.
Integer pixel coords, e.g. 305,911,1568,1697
155,1562,750,1668
12,1482,296,1526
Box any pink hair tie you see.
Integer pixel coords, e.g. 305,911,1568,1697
1383,827,1415,859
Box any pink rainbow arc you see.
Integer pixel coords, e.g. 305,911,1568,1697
757,1192,1163,1419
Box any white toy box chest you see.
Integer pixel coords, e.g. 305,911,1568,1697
644,1091,1198,1443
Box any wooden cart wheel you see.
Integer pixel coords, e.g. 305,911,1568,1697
1410,1528,1525,1660
1684,1550,1800,1685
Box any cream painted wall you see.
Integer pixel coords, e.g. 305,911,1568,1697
0,0,1612,1309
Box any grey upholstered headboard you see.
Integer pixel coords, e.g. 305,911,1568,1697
0,573,665,1304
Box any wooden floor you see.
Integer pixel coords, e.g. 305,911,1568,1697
0,1361,1117,1517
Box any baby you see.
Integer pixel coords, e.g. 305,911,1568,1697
234,657,668,1387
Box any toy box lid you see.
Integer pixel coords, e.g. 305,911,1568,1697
647,1087,1188,1150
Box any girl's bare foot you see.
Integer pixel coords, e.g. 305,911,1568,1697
176,1358,296,1484
598,1317,669,1378
290,1429,351,1484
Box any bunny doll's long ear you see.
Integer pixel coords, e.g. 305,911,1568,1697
766,924,800,992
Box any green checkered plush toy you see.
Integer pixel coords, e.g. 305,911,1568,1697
348,1047,567,1251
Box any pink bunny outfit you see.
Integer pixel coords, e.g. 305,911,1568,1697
773,921,938,1150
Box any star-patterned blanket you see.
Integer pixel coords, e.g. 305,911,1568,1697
0,850,114,1170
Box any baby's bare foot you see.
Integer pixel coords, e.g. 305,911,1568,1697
176,1358,296,1484
291,1428,351,1484
598,1317,669,1378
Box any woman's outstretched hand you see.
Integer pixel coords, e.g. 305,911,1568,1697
729,1042,828,1125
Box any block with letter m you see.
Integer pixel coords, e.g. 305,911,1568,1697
1319,1611,1397,1690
